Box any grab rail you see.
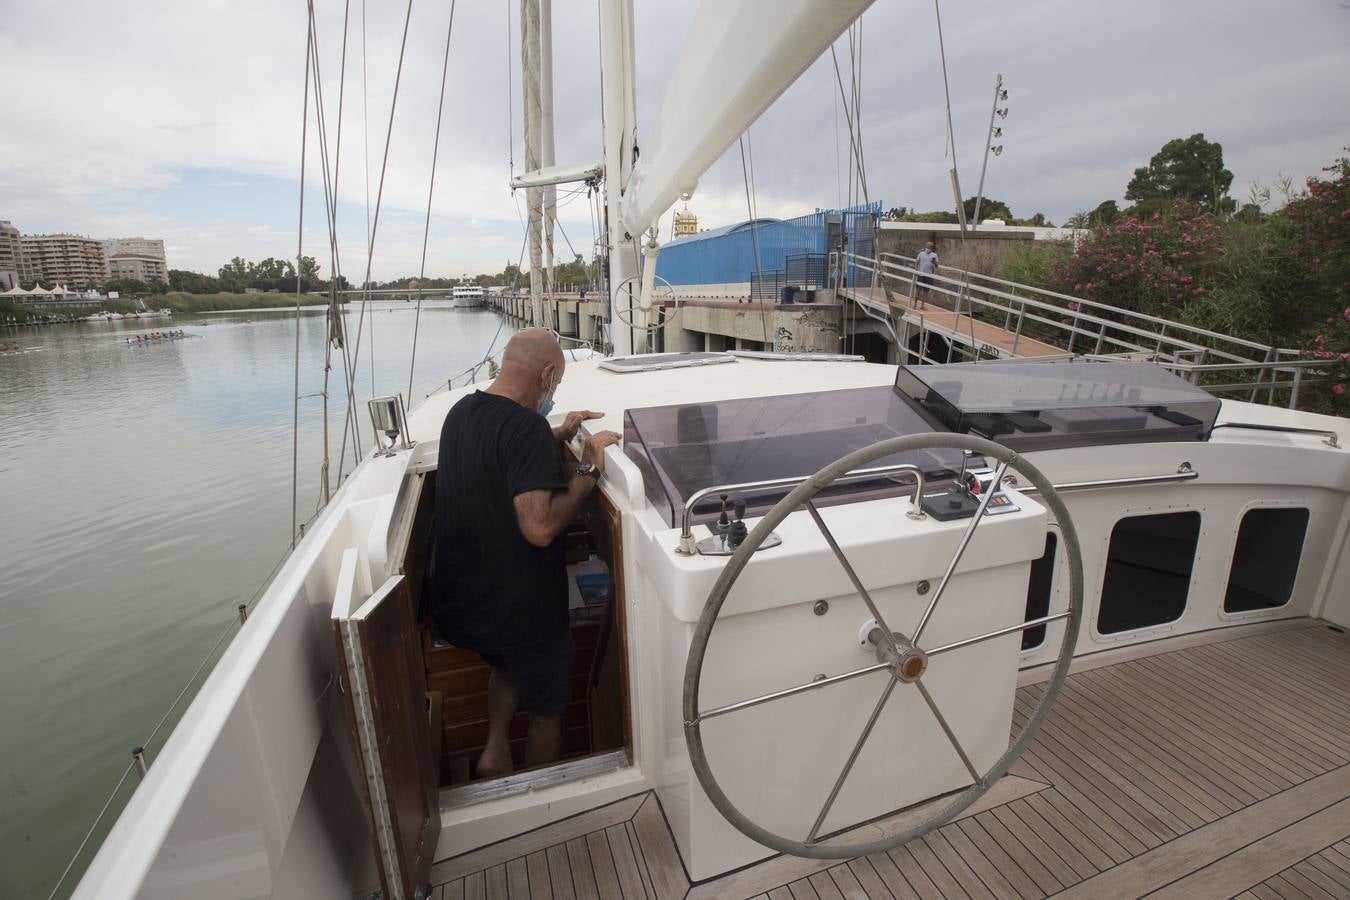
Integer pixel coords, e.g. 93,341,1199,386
677,463,927,554
1210,422,1341,448
1006,464,1199,495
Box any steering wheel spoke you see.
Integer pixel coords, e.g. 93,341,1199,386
807,676,899,843
687,660,890,727
926,610,1072,658
915,680,982,786
806,500,904,655
912,460,1010,645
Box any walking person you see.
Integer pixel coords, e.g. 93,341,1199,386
915,241,940,310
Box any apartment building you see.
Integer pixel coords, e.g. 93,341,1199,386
105,237,170,285
0,221,22,289
20,233,108,288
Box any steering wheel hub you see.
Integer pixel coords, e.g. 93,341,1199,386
872,630,929,683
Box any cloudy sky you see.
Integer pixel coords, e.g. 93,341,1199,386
3,0,1347,282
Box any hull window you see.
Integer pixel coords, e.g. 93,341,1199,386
1224,508,1309,613
1098,511,1201,634
1023,533,1057,650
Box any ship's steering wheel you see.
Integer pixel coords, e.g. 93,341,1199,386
682,433,1083,859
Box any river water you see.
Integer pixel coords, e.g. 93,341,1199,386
0,301,513,898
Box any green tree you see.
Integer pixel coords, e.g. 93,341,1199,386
105,278,164,296
1091,200,1120,227
1125,133,1236,215
169,269,222,293
963,196,1013,223
218,257,250,292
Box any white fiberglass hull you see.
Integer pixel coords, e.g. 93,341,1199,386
73,357,1350,897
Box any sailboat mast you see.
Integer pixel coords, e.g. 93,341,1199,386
598,0,638,356
541,0,556,303
520,0,544,326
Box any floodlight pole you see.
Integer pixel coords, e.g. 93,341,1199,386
972,73,1004,231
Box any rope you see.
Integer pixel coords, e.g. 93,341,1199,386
407,0,459,402
291,3,314,547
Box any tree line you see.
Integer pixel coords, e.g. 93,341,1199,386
159,255,596,296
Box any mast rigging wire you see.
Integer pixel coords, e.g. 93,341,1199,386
337,0,416,483
933,0,964,236
292,3,314,548
408,0,460,402
306,0,361,496
737,133,771,347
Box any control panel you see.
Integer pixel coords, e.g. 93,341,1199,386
920,460,1021,522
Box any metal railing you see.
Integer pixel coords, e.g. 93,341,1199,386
836,250,1320,408
677,463,927,554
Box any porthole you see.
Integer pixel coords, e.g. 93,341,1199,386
1097,511,1200,635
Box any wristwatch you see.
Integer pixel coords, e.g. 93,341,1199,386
576,460,600,481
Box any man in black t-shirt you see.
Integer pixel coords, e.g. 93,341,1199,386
431,329,621,777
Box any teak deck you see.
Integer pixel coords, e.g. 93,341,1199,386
428,621,1350,899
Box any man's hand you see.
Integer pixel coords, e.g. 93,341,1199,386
553,410,604,443
584,431,622,473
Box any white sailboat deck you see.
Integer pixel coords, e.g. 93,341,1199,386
429,621,1350,899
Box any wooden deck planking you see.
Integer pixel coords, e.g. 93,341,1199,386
430,624,1350,899
839,285,1065,359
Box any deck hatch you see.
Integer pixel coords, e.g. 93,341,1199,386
895,360,1219,451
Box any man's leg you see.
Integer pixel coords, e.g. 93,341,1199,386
477,665,519,778
525,714,563,767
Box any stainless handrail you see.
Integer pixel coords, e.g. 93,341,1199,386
676,463,927,554
1210,422,1341,448
1007,465,1199,495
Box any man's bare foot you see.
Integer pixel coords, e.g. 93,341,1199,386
475,747,514,779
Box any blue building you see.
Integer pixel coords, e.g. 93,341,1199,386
654,202,882,290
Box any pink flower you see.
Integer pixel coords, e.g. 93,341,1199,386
1334,384,1346,396
1316,335,1326,344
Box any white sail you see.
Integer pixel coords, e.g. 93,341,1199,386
619,0,874,235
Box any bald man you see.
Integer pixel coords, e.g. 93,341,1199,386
431,329,621,777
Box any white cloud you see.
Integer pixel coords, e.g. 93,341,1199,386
3,0,1348,277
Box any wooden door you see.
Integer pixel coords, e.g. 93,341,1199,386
332,549,441,900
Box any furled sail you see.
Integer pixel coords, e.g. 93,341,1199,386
619,0,874,236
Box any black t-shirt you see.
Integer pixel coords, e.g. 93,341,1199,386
431,391,570,652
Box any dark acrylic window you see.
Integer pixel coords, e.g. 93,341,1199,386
1098,511,1201,635
623,385,972,527
1224,508,1309,613
1023,533,1057,650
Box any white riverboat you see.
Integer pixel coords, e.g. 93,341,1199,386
68,2,1350,898
451,286,487,309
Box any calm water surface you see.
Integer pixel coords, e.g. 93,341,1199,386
0,302,513,897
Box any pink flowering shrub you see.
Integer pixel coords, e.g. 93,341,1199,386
1048,201,1220,318
1286,151,1350,415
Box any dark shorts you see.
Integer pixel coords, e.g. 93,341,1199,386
918,274,934,287
480,630,574,716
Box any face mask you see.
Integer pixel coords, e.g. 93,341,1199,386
537,370,559,417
